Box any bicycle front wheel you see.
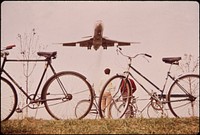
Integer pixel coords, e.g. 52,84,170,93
98,75,131,119
42,71,93,120
167,74,199,117
1,77,18,121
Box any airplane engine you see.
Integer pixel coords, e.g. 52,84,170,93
87,46,92,49
102,44,107,49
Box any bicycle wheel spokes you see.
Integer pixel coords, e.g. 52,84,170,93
168,74,199,117
1,77,17,121
43,72,93,120
99,75,131,119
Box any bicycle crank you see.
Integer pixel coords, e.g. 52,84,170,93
150,99,163,110
26,94,41,109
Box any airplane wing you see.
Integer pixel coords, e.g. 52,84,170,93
102,38,139,48
62,38,93,49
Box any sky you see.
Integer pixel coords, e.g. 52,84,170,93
1,1,199,119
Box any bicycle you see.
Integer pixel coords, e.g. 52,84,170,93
1,45,93,121
75,84,100,119
98,46,199,119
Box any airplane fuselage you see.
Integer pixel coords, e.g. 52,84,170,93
93,22,103,50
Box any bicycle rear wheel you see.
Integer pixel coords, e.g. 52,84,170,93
98,75,131,119
1,77,18,121
42,71,93,120
167,74,199,117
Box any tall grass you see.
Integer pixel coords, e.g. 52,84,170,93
1,117,199,134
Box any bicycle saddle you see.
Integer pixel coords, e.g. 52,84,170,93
37,51,57,59
162,57,181,65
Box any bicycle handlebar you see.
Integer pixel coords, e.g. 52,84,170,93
1,45,16,57
116,46,152,59
6,45,16,50
144,53,152,58
1,45,16,51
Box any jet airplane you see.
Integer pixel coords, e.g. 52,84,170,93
59,21,140,50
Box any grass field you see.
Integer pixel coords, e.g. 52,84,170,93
1,117,199,134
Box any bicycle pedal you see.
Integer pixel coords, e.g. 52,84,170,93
16,108,23,113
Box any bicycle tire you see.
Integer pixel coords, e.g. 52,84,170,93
42,71,93,120
167,74,199,117
98,74,131,119
75,100,98,119
1,77,18,121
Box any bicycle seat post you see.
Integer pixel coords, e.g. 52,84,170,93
1,45,16,69
162,64,174,92
1,52,10,74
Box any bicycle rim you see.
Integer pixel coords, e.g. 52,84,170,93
43,71,93,120
168,74,199,117
1,77,18,121
99,75,131,119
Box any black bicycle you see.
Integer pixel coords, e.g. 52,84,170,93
98,46,199,119
1,45,93,121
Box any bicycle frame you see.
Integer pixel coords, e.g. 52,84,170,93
1,56,57,102
125,64,176,100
